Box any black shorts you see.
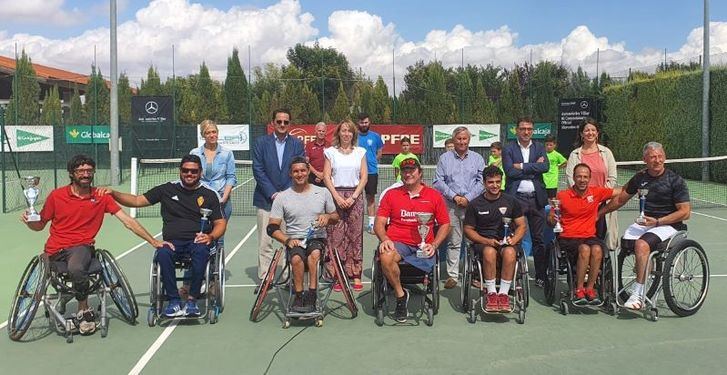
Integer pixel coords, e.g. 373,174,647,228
473,243,517,256
558,237,605,257
287,238,326,261
546,188,557,199
365,174,379,197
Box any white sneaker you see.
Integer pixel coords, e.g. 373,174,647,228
76,309,97,334
624,293,644,310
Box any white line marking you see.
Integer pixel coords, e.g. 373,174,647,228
128,225,257,375
692,211,727,222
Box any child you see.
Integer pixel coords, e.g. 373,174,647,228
391,137,420,182
487,141,505,190
444,138,455,152
543,135,567,199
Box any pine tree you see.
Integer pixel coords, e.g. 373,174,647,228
5,49,41,125
69,89,85,125
118,73,132,125
139,66,163,96
224,48,248,123
195,62,218,122
41,86,62,126
300,83,321,123
330,82,350,122
84,65,110,125
372,76,392,123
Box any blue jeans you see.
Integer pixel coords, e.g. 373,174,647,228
156,240,210,300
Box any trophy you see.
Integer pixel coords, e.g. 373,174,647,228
199,208,212,233
300,221,318,248
551,199,563,233
23,176,41,222
415,213,433,258
498,207,511,245
636,188,649,225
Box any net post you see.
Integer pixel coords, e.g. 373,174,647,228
130,157,138,218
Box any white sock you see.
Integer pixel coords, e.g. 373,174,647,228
499,280,512,296
485,279,496,294
368,217,374,226
633,282,644,296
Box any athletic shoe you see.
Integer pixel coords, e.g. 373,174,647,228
353,283,364,292
292,293,307,313
303,290,317,312
444,277,458,289
573,288,588,306
394,290,409,323
624,294,644,310
585,288,602,305
498,293,512,312
485,292,499,312
164,299,185,318
534,278,545,288
367,223,375,234
76,309,96,335
184,299,200,317
333,282,343,292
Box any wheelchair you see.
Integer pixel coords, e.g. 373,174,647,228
147,243,225,326
8,248,138,343
371,247,440,326
460,243,529,324
543,238,615,315
250,242,358,328
613,230,709,321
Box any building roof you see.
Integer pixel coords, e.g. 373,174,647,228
0,54,91,87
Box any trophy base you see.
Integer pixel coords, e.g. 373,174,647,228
635,218,646,225
27,213,41,222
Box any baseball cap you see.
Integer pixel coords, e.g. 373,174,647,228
399,158,420,170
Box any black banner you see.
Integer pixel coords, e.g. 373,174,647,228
557,98,595,156
132,96,173,125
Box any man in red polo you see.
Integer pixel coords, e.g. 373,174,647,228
374,157,450,323
305,122,329,187
22,154,163,334
548,163,620,305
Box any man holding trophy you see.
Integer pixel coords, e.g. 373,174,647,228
375,158,450,323
463,165,526,312
549,164,620,306
22,154,163,334
600,142,690,310
106,154,227,318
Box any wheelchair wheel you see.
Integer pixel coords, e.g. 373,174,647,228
431,261,440,315
518,254,530,309
250,248,282,322
617,250,661,302
148,260,162,326
209,247,226,314
544,242,559,306
662,240,709,317
460,247,471,312
371,257,381,313
599,254,615,307
331,248,358,318
98,250,138,324
8,255,48,341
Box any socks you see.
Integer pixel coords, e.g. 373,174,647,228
499,280,512,296
485,279,496,294
368,217,374,226
633,282,644,295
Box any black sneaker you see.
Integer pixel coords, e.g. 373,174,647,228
534,278,545,288
394,290,409,323
303,290,317,313
291,293,306,313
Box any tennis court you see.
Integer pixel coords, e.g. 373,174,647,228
1,176,726,374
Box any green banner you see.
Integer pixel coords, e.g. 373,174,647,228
506,122,552,140
65,125,110,144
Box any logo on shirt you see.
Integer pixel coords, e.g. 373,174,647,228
367,139,373,146
197,196,205,207
171,195,179,201
587,195,594,203
478,211,490,215
640,181,649,187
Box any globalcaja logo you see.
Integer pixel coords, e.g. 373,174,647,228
16,129,49,147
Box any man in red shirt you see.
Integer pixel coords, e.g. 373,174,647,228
548,163,620,305
374,158,450,322
305,122,329,187
22,154,164,333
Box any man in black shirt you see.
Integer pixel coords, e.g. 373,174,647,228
464,165,526,312
108,154,227,317
600,142,690,310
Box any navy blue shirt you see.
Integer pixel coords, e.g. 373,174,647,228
144,181,223,241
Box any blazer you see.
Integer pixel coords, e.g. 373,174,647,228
502,140,550,208
252,133,305,211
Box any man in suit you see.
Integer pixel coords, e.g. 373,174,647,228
503,117,550,287
253,109,305,288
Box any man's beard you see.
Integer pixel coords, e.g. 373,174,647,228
72,175,93,188
182,176,200,188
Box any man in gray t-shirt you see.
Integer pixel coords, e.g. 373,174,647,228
267,157,339,312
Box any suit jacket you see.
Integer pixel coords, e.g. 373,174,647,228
502,140,550,208
252,133,305,211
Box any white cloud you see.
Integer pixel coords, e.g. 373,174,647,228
0,0,83,26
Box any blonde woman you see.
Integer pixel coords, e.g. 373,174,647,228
323,121,368,292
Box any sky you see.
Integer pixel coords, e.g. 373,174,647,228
0,0,725,90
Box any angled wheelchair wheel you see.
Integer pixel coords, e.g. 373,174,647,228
148,258,162,326
8,255,48,341
331,248,358,318
250,248,282,322
209,247,226,314
662,240,709,317
617,250,660,302
98,249,138,324
431,260,440,315
371,256,382,315
544,242,559,306
460,247,472,312
518,251,530,309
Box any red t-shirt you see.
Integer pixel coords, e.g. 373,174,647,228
39,186,121,255
377,184,450,246
305,140,329,173
556,186,612,239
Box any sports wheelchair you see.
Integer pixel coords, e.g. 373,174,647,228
460,243,529,324
544,238,615,315
250,240,358,328
147,244,225,326
613,230,709,321
8,248,138,343
370,247,440,326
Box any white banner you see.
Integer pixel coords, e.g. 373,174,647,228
2,126,54,152
196,124,250,151
432,124,500,148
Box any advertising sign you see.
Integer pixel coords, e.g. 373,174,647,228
266,124,424,154
2,126,54,152
505,123,553,140
432,124,500,147
558,98,596,156
197,124,250,151
131,96,173,125
65,125,110,144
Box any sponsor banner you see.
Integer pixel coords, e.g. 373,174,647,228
265,124,424,154
505,122,553,140
558,98,596,156
432,124,500,148
2,126,54,152
131,96,173,125
65,125,110,144
197,124,250,151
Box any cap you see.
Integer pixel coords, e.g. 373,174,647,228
399,157,420,170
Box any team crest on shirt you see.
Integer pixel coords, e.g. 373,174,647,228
478,211,490,215
367,139,373,146
197,196,205,207
587,195,594,203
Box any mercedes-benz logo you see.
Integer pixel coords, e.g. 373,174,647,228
580,101,589,109
145,101,159,114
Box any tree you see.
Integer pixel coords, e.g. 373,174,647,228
5,49,41,125
300,83,321,123
84,65,110,125
224,48,249,123
421,62,455,124
330,82,351,122
69,89,85,125
139,66,164,96
118,73,133,125
472,77,498,123
194,62,222,122
499,68,525,122
41,85,62,126
455,68,474,123
371,76,392,123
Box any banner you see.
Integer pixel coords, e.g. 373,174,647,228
266,124,424,154
2,126,54,152
65,125,110,144
505,122,552,140
432,124,500,148
131,96,173,125
197,124,250,151
558,98,596,156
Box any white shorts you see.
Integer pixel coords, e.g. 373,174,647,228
623,223,677,242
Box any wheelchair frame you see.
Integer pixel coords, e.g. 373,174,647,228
460,244,528,324
147,244,226,326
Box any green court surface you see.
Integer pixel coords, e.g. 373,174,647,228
1,203,726,375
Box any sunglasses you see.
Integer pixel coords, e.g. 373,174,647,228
181,168,200,174
275,120,290,125
74,168,95,175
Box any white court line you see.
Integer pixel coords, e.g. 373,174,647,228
128,225,257,375
693,211,727,222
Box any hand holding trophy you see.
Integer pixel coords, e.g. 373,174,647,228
636,188,649,225
498,207,511,245
415,212,433,258
23,176,41,222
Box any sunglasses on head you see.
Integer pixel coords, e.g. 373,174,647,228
181,168,200,174
275,120,290,125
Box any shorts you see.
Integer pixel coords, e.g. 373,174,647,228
546,188,557,199
558,237,606,256
287,238,325,261
623,223,681,251
365,174,379,197
393,242,435,273
473,242,517,255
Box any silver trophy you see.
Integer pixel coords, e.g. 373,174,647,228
498,207,511,245
551,199,563,233
23,176,41,222
636,188,649,225
200,208,213,233
415,212,433,258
